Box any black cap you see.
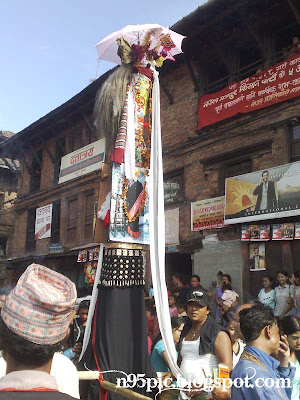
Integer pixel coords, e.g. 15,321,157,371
187,291,210,307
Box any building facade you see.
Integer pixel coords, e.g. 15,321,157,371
0,72,112,290
160,0,300,302
0,131,18,287
3,0,300,303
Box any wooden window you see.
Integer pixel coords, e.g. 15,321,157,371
50,200,61,244
54,138,65,185
66,198,78,244
25,208,36,251
83,192,94,242
291,124,300,162
29,149,43,193
219,159,252,195
69,129,84,153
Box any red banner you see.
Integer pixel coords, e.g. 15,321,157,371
198,54,300,130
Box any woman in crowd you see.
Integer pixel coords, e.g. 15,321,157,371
291,270,300,317
222,308,245,368
170,273,189,303
257,274,276,309
215,274,239,323
177,291,232,399
274,270,295,320
188,275,213,299
150,316,186,372
281,316,300,400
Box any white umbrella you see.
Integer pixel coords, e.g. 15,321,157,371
95,23,185,64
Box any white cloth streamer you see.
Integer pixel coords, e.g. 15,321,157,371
149,66,183,379
124,87,136,180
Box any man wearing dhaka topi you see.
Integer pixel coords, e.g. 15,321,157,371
0,264,78,400
253,170,278,211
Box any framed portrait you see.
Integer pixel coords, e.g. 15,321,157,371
249,243,266,271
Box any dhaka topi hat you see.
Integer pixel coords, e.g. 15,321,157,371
187,291,211,308
1,264,77,345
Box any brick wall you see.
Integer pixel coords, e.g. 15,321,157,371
160,63,300,299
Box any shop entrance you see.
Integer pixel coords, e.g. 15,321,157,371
165,252,192,290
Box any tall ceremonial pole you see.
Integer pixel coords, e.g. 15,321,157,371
80,25,185,400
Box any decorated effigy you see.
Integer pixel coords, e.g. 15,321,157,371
80,24,185,400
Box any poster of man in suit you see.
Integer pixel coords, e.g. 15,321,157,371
253,170,278,211
249,243,266,271
224,161,300,224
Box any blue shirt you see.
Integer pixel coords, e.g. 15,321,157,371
150,341,169,372
258,288,276,309
231,346,295,399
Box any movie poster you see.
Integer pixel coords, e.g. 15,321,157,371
282,223,294,240
295,223,300,239
241,225,250,241
109,163,150,244
272,224,284,240
250,225,260,240
260,225,271,241
225,161,300,224
249,243,266,271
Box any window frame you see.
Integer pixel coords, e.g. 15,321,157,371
29,149,43,193
50,200,61,244
66,197,79,244
25,208,36,251
82,191,95,243
290,123,300,163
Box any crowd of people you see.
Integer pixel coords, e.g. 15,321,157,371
0,264,300,399
146,271,300,399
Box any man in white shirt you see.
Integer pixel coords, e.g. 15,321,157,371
0,352,80,399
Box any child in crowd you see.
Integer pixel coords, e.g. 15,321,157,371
258,274,276,309
216,271,224,287
65,300,90,364
168,295,178,318
176,301,187,317
221,283,239,313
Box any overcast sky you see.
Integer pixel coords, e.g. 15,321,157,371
0,0,206,133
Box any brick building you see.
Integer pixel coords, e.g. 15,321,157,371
2,0,300,303
0,131,18,286
0,71,112,289
160,0,300,302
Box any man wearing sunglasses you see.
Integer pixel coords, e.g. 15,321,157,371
177,291,232,399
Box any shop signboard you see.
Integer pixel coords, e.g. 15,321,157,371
58,139,105,184
225,161,300,224
164,174,184,206
198,53,300,130
191,196,225,231
35,204,52,240
49,243,64,253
